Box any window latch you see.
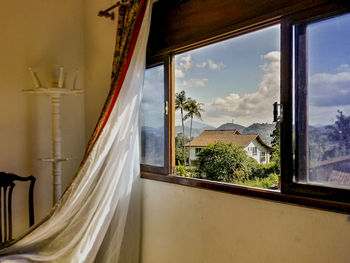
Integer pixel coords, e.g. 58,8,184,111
164,101,169,115
273,102,282,122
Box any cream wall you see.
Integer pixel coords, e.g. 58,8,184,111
0,0,85,238
81,3,350,262
84,0,118,142
2,1,350,262
141,180,350,263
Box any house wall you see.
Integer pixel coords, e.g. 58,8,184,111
189,147,200,162
141,179,350,263
0,0,85,238
245,140,269,164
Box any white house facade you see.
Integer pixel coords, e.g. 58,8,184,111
186,130,271,165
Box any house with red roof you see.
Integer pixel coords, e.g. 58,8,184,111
185,129,272,165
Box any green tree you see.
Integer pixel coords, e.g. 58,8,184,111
197,141,252,183
175,133,189,165
175,91,188,164
270,121,280,174
326,110,350,155
184,98,204,166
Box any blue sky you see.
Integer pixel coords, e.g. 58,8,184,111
175,25,280,127
141,13,350,129
307,13,350,126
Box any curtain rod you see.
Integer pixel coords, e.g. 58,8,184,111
98,0,131,20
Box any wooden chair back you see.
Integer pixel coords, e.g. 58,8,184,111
0,172,35,244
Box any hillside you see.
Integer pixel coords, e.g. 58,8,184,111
216,123,246,133
243,123,276,144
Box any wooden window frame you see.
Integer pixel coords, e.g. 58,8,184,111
281,4,350,203
141,1,350,214
141,55,175,175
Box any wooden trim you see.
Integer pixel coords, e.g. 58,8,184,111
141,1,350,209
141,172,350,214
147,0,332,58
168,54,176,174
163,55,171,174
295,23,308,183
282,3,350,202
280,17,294,193
141,61,169,175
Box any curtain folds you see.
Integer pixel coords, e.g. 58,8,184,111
0,0,152,262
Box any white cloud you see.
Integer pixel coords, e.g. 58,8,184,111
337,64,350,72
177,78,209,90
201,51,280,127
196,62,207,68
207,59,225,71
175,55,193,79
175,55,225,80
175,69,185,79
309,71,350,107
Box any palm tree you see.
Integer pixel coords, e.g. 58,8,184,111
175,91,188,164
184,99,204,166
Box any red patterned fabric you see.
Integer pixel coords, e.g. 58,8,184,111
84,0,147,159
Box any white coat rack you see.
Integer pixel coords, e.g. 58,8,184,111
24,67,83,205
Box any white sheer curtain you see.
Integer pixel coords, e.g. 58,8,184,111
0,0,152,262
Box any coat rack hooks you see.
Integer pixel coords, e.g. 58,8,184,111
98,0,131,20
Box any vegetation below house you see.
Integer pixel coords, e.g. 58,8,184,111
176,141,280,189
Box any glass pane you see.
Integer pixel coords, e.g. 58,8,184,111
141,65,164,166
299,13,350,189
174,25,281,190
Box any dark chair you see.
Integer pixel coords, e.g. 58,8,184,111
0,172,35,244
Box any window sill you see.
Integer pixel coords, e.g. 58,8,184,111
141,172,350,214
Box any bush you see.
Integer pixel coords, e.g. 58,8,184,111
197,142,252,183
237,173,279,188
176,161,197,177
250,160,280,179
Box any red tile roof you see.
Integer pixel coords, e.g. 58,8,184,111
328,170,350,186
184,130,272,150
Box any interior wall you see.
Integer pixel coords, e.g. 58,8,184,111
141,179,350,263
0,0,85,238
84,0,118,142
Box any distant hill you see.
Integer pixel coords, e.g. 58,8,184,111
216,123,246,133
244,123,275,144
184,120,215,130
175,121,277,143
175,120,215,138
216,122,276,144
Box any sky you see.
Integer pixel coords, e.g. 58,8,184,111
141,13,350,129
307,13,350,126
174,24,280,127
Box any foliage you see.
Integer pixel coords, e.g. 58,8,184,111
250,159,280,179
326,110,350,155
175,91,188,164
184,98,204,165
270,122,280,168
237,173,279,189
176,161,197,177
183,99,204,123
196,142,252,183
175,134,189,164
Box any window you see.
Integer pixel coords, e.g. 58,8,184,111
141,1,350,211
252,147,258,156
141,65,165,167
260,152,266,163
195,148,202,154
172,25,280,189
282,7,350,202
